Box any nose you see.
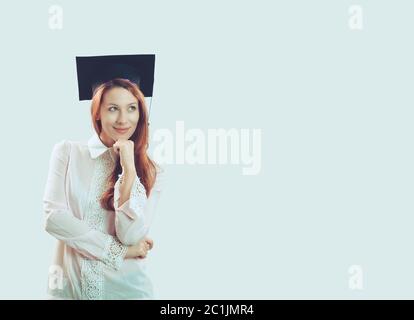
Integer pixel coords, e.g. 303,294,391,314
116,110,128,125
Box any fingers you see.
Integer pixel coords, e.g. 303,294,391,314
112,141,120,155
138,242,149,256
141,237,153,250
133,238,153,259
112,139,133,156
145,238,154,250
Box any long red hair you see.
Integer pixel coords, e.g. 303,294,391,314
90,78,157,211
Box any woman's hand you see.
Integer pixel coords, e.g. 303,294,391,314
125,237,154,259
112,139,136,174
145,237,154,250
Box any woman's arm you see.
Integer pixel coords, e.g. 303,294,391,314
114,166,165,246
43,140,131,270
117,167,137,207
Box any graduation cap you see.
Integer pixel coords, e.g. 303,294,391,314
76,54,156,119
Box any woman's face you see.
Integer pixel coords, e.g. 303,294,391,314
98,86,140,147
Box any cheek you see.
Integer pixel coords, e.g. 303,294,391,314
100,115,116,131
101,113,116,124
130,113,140,126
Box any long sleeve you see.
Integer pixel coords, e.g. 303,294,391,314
114,166,165,246
43,140,127,271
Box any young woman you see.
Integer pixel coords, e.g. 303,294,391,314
43,77,164,300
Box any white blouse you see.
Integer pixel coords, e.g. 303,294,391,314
43,132,165,300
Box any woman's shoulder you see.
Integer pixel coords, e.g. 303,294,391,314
51,139,71,156
51,139,89,158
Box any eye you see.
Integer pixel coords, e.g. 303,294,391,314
109,106,118,112
129,105,137,111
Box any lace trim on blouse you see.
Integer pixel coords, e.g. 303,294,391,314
80,151,126,300
114,173,148,216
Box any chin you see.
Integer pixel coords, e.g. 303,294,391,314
114,133,131,139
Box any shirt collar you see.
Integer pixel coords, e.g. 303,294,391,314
87,131,116,161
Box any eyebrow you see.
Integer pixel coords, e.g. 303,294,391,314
107,102,138,106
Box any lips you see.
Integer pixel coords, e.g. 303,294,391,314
114,127,130,133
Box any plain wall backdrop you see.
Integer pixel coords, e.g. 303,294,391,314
0,0,413,299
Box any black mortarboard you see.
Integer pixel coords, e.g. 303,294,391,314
76,54,155,101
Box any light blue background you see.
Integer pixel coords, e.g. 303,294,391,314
0,0,413,299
